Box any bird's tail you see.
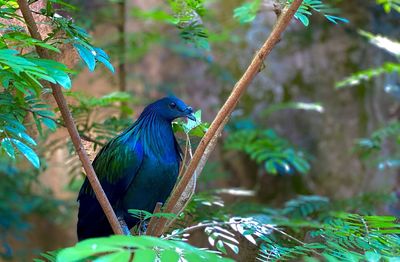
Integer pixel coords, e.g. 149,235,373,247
77,194,114,241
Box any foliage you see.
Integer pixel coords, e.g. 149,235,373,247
291,0,349,26
233,0,349,27
355,121,400,170
169,193,400,262
225,128,310,175
0,0,113,257
233,0,261,24
173,110,209,137
37,235,233,262
337,31,400,89
337,30,400,171
45,91,135,187
0,91,57,168
131,0,209,50
0,0,114,169
66,91,134,142
336,62,400,89
2,0,399,261
376,0,400,13
44,12,115,72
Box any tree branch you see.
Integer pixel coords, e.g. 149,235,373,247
150,0,304,237
145,202,163,236
17,0,124,236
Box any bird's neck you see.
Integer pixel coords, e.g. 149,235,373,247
136,113,178,159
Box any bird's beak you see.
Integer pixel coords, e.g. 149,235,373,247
184,106,196,121
187,113,196,121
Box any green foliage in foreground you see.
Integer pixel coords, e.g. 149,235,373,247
37,194,400,262
37,235,233,262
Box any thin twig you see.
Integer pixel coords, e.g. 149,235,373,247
17,0,124,235
150,0,304,237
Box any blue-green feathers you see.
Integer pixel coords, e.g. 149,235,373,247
77,97,194,240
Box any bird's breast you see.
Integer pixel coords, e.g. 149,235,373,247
121,152,180,213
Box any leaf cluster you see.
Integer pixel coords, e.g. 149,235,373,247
337,31,400,171
224,128,310,175
0,92,57,167
177,193,400,261
0,0,115,169
37,235,233,262
233,0,349,27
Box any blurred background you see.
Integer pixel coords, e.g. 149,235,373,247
1,0,399,260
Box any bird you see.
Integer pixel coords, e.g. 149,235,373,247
77,96,195,241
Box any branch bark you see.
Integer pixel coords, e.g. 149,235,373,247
117,0,127,93
17,0,124,236
150,0,304,237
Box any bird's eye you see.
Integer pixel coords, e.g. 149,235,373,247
169,102,176,109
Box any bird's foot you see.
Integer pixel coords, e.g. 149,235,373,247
118,216,131,236
138,221,148,235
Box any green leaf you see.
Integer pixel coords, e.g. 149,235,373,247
11,138,40,168
295,13,310,26
93,47,115,73
41,117,57,131
365,251,381,262
27,58,72,89
336,62,400,89
265,160,278,174
1,138,15,159
216,240,227,254
51,69,72,89
160,249,180,262
74,43,96,71
133,249,156,262
93,251,131,262
96,55,114,73
57,245,122,262
324,15,349,24
233,1,261,24
35,110,56,118
5,126,37,145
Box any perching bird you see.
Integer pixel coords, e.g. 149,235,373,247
77,96,195,240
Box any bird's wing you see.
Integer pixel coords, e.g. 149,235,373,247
78,132,144,204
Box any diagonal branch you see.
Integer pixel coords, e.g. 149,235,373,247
17,0,124,236
150,0,304,237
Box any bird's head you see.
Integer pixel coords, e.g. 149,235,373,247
144,96,195,122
